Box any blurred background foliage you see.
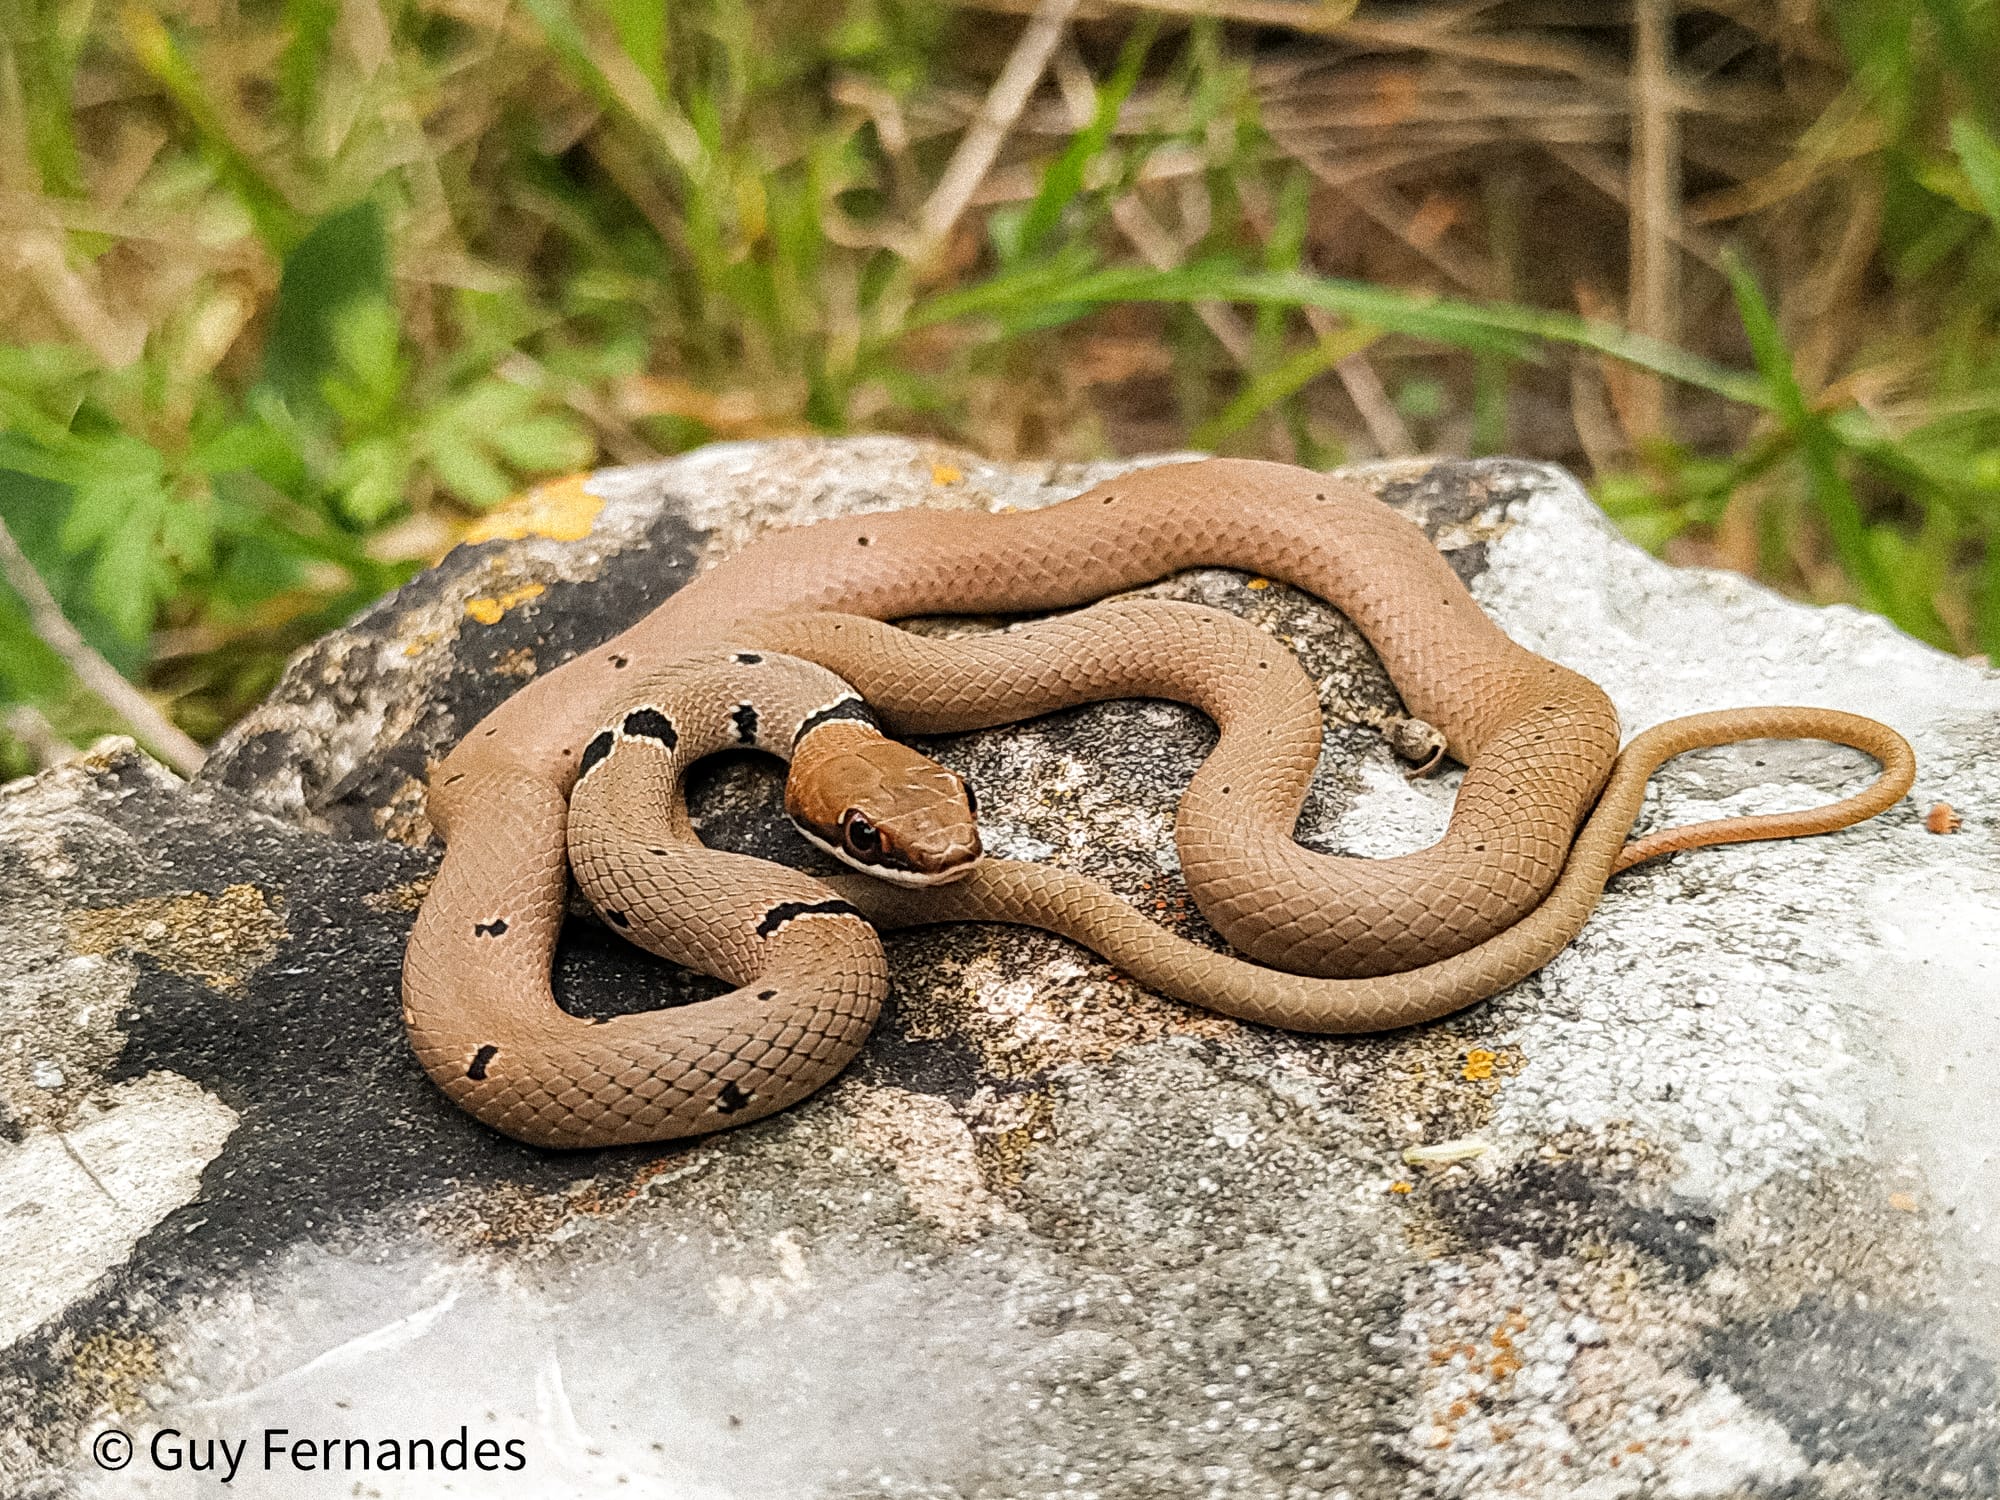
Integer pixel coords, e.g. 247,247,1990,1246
1,0,1996,778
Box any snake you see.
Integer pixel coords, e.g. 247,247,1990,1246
401,458,1916,1149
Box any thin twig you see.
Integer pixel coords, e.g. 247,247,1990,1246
0,514,205,776
915,0,1081,265
1112,195,1255,364
1626,0,1680,440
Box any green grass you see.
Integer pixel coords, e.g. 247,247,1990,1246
0,1,1996,778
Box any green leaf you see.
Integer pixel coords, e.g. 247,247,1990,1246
908,261,1766,405
332,437,411,527
603,0,669,94
488,415,595,474
426,437,514,509
322,297,408,427
1948,116,2000,226
264,201,392,411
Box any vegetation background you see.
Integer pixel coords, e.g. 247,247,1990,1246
1,0,1996,779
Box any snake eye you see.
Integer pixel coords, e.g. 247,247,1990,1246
842,810,883,859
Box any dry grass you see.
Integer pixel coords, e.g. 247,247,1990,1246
0,0,1994,774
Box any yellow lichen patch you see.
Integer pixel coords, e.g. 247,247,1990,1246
491,646,538,679
966,1087,1056,1192
930,461,964,485
462,473,604,544
1244,576,1272,590
464,583,545,625
69,1330,162,1417
1462,1048,1498,1081
1390,1179,1413,1194
68,884,285,995
362,877,434,914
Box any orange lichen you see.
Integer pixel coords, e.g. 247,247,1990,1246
1926,802,1962,834
464,583,545,624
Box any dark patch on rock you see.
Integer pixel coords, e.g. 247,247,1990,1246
1695,1297,2000,1494
1431,1155,1717,1278
549,919,730,1021
0,756,652,1454
196,503,706,835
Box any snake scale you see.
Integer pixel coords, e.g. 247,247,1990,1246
402,458,1915,1148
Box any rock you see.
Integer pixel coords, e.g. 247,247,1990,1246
1,436,1994,1499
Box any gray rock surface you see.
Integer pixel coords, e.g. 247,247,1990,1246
1,436,1994,1499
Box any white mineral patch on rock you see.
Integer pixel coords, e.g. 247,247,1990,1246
0,1074,237,1350
71,1235,1042,1500
1458,477,1997,1208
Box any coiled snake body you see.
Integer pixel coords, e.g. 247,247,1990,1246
403,459,1914,1148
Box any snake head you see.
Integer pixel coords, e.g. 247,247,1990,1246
785,727,981,887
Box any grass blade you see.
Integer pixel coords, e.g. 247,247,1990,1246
1014,18,1157,262
1192,327,1377,449
1723,248,1949,644
910,261,1767,405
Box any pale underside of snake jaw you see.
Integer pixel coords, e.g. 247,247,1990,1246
401,458,1916,1149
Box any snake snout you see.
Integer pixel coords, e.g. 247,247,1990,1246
901,823,983,882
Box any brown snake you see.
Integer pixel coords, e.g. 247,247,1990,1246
402,459,1916,1148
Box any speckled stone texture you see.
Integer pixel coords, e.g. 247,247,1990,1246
1,436,1994,1500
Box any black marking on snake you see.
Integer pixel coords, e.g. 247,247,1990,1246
733,651,763,664
607,910,631,929
757,989,777,1001
466,1044,499,1080
793,697,879,745
622,707,678,748
578,730,615,779
609,653,629,668
963,782,979,816
474,919,509,937
754,899,867,937
715,1080,753,1114
732,702,759,744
